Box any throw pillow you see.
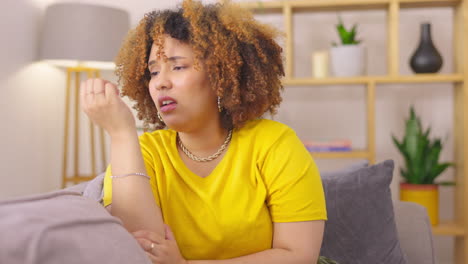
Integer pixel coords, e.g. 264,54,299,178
321,160,369,178
320,160,408,264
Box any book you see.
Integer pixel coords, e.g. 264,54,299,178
303,139,352,152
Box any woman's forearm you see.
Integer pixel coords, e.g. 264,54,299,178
109,130,164,236
187,248,317,264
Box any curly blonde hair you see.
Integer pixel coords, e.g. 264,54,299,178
115,0,284,130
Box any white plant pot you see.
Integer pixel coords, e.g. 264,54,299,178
330,44,366,77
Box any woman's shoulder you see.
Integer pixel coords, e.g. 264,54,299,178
241,118,294,135
138,129,176,148
238,119,296,145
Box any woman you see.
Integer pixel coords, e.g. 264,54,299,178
81,0,327,263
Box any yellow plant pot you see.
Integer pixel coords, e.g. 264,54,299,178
400,183,439,226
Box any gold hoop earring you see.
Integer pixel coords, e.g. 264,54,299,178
217,96,222,112
157,112,163,122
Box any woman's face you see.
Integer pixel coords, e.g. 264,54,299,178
148,35,218,132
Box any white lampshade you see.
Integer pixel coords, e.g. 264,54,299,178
40,3,130,69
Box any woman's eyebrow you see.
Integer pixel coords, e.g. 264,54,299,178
148,56,187,67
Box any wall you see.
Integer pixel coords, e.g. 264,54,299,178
0,0,65,198
0,0,455,263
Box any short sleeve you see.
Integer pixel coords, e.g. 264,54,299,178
102,134,161,208
260,128,327,223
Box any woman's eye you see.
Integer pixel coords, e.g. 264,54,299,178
174,66,185,71
150,71,159,77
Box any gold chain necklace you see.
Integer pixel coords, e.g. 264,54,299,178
177,130,232,162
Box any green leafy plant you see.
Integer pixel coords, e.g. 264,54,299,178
392,106,453,184
333,16,361,46
318,256,339,264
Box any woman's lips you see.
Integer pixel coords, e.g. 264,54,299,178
158,96,177,113
160,103,177,113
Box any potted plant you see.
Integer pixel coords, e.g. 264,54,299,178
329,16,366,77
392,106,453,225
318,256,339,264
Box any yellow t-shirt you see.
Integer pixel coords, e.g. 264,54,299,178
103,119,327,260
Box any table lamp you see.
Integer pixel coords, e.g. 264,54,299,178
39,3,130,187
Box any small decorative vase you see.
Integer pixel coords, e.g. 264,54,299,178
400,183,439,225
330,44,366,77
312,50,329,78
409,23,443,73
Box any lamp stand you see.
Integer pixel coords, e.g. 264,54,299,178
62,67,107,188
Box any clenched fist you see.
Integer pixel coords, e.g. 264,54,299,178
80,78,136,139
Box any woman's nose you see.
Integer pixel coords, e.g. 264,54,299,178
155,71,172,91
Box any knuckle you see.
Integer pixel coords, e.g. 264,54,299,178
95,101,106,109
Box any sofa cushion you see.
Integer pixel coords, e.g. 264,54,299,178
321,160,368,178
0,190,151,264
394,201,435,264
320,160,408,264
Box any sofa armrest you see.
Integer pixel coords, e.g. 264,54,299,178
63,181,88,194
394,201,436,264
63,173,105,202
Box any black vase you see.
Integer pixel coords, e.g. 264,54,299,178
410,23,443,73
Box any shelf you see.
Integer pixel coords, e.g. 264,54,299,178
376,74,464,83
239,0,388,11
432,221,466,236
239,0,460,12
284,77,370,85
400,0,460,8
282,74,464,86
310,150,370,159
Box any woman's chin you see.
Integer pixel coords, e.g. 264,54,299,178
162,119,186,132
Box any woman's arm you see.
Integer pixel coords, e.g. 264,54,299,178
189,221,324,264
81,78,164,236
109,130,164,235
135,220,324,264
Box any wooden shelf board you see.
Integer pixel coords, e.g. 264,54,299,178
240,0,388,12
282,74,463,86
239,0,459,12
400,0,460,8
290,0,388,11
310,150,370,159
376,74,464,83
432,221,466,236
284,77,369,85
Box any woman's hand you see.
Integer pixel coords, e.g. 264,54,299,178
133,225,187,264
80,78,136,138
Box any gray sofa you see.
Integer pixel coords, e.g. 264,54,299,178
394,200,436,264
0,160,435,264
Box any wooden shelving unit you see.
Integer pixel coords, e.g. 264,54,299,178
433,221,466,236
237,0,468,262
283,73,464,85
311,150,371,159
